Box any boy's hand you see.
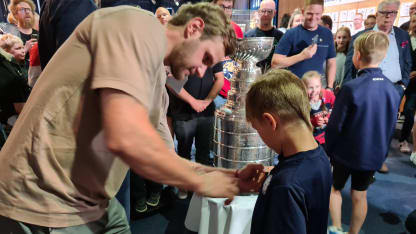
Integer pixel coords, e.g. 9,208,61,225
236,164,265,193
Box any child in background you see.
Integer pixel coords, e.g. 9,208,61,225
0,33,26,66
326,31,400,234
246,69,332,234
334,27,351,90
302,71,335,146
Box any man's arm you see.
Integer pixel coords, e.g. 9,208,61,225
168,87,207,113
343,36,357,85
326,58,336,88
100,88,239,198
271,44,317,69
401,32,412,87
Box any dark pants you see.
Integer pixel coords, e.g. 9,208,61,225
0,198,130,234
174,116,214,166
400,93,416,142
131,172,162,202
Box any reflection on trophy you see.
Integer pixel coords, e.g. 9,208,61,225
213,37,275,169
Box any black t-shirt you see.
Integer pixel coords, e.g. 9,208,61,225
169,68,216,121
244,27,283,72
251,146,332,234
19,29,38,68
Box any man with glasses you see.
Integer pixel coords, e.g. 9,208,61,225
7,0,38,67
212,0,243,39
400,2,416,32
244,0,283,72
343,0,412,172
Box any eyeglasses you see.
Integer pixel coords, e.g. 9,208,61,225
259,9,274,15
378,11,398,17
17,7,32,13
219,4,232,11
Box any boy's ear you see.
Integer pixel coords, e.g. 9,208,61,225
262,112,278,130
184,17,205,39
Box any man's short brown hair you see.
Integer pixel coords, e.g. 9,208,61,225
168,2,236,56
305,0,323,7
246,69,313,131
354,31,389,65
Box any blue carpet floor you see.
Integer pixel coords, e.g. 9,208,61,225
131,130,416,234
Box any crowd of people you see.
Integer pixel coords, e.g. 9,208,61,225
0,0,415,234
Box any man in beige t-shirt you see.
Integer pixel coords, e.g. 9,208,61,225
0,3,259,233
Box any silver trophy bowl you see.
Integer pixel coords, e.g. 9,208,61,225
213,37,275,169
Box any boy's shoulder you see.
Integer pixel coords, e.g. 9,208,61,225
271,147,330,187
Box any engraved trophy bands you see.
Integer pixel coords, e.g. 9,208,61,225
213,37,275,169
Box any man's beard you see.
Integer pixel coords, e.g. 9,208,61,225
19,18,33,29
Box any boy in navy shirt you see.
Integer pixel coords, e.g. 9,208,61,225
244,69,332,234
326,31,400,234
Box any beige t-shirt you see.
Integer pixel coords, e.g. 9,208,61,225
0,6,173,227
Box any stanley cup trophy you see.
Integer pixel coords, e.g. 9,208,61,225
213,37,275,169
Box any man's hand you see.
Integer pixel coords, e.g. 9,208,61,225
301,43,317,60
24,39,36,53
410,71,416,79
189,99,208,112
236,164,265,193
197,171,239,201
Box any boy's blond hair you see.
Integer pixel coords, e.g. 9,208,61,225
354,31,389,65
168,2,236,56
0,33,23,52
246,69,313,131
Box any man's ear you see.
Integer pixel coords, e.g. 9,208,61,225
356,50,361,61
262,112,278,130
184,17,205,39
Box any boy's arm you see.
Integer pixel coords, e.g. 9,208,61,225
325,86,352,154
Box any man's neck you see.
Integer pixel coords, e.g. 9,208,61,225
354,24,361,30
357,64,379,70
259,22,273,31
18,22,32,34
303,23,318,31
378,25,393,34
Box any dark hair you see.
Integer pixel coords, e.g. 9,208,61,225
321,15,333,30
280,13,291,28
366,14,376,19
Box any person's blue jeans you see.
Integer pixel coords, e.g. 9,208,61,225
174,116,214,166
116,170,131,223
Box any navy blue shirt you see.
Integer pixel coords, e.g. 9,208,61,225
274,25,336,78
251,146,332,234
325,68,400,171
244,27,283,72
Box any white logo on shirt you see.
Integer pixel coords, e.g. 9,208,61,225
262,174,272,195
373,78,384,81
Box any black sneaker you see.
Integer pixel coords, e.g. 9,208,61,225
146,192,161,207
135,198,148,213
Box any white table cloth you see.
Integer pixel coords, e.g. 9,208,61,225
184,194,258,234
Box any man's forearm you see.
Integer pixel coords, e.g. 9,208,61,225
271,53,305,69
101,89,204,192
